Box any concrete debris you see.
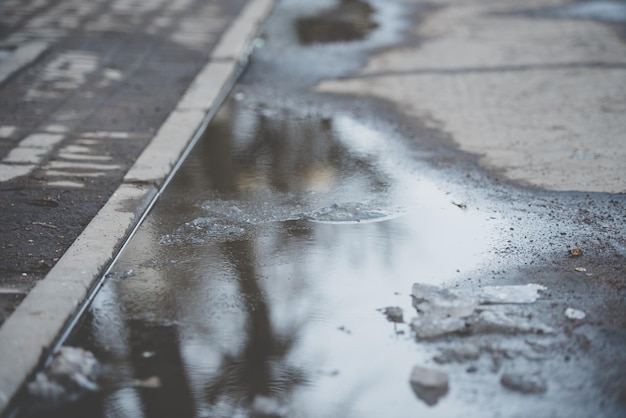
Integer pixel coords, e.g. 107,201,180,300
410,314,468,339
476,284,546,304
27,346,100,408
379,306,404,323
471,308,554,335
500,372,547,394
412,284,477,318
433,343,481,364
565,308,586,320
409,365,449,406
410,283,551,339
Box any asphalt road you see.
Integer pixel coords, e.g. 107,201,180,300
0,0,251,323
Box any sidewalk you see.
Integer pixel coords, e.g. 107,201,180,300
0,0,273,412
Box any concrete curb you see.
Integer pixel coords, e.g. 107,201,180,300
0,0,274,413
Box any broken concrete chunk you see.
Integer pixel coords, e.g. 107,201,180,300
411,315,468,339
27,346,100,409
500,372,547,394
409,365,449,406
379,306,404,323
412,283,477,318
565,308,586,320
433,343,481,364
410,283,551,339
476,284,546,304
470,308,554,335
412,283,545,311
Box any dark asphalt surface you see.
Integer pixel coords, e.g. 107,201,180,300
0,0,247,324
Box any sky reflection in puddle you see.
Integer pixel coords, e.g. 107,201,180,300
67,97,503,417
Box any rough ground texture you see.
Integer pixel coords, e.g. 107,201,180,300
0,0,247,324
318,0,626,193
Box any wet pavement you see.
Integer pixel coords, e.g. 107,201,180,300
0,0,248,324
6,0,626,417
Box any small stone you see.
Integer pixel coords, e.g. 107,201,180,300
565,308,586,320
500,372,547,394
380,306,404,323
27,346,100,409
433,343,480,364
409,366,449,406
569,248,583,257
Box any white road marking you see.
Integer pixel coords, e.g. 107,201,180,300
26,51,99,101
3,147,48,164
45,170,107,178
45,161,121,170
57,153,112,161
42,124,68,133
19,133,64,148
82,131,131,139
45,180,85,188
0,164,36,182
0,126,16,138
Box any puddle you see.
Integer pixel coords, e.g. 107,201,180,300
20,95,501,417
519,0,626,23
296,0,379,44
13,1,626,417
549,0,626,23
304,202,403,224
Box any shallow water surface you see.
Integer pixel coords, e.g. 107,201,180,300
52,96,499,418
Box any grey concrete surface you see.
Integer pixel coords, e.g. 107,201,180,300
0,0,274,413
318,0,626,193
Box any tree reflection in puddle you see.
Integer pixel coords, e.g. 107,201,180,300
52,95,496,418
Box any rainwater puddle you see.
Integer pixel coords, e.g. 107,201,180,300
521,0,626,23
19,1,615,416
21,95,505,417
0,49,11,61
295,0,379,44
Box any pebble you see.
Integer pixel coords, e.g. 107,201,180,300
409,365,449,406
500,372,547,394
565,307,586,320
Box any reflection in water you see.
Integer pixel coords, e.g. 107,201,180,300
45,95,497,418
202,239,307,415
